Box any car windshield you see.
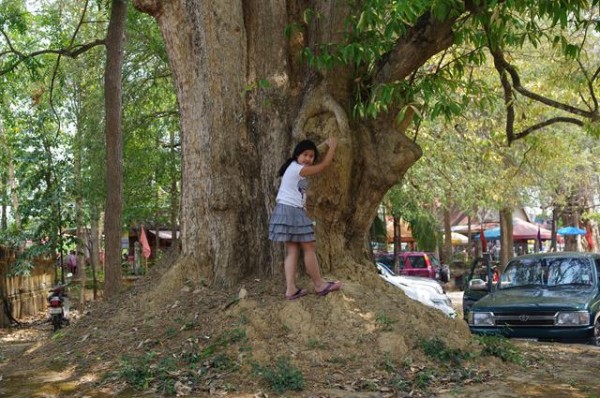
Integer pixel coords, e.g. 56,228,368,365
426,253,441,267
499,257,594,289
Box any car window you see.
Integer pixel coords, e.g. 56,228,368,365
500,257,593,288
376,262,395,276
595,258,600,284
377,256,393,268
427,254,441,267
407,256,426,269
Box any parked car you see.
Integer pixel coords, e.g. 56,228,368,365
426,252,451,283
461,257,496,320
376,262,457,318
467,252,600,346
375,251,449,282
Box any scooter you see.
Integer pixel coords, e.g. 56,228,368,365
47,278,71,332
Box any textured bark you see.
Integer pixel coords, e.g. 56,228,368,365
132,1,454,286
74,114,86,303
89,211,102,300
103,0,127,298
499,208,513,265
443,207,453,265
0,120,20,230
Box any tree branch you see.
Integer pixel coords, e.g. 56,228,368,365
0,35,106,76
512,117,585,141
374,12,458,85
50,0,92,139
501,59,598,120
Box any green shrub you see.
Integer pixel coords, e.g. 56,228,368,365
419,337,471,365
476,335,524,364
252,356,304,394
118,353,156,390
376,312,397,331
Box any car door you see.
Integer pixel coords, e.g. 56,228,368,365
405,254,430,278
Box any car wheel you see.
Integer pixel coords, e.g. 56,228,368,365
590,318,600,347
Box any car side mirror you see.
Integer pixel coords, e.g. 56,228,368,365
468,278,488,291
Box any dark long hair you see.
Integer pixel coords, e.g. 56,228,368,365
277,139,319,176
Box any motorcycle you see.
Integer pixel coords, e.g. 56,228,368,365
47,276,71,331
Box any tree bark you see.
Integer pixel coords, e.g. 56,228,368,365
0,120,20,231
443,207,452,265
89,212,101,300
74,110,86,303
131,1,453,286
103,0,127,298
499,208,513,265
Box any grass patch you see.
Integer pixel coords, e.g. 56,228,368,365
413,368,436,390
115,327,249,394
376,312,397,331
419,337,472,365
252,356,304,394
307,338,325,349
475,335,524,364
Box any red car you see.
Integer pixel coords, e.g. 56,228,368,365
375,251,444,280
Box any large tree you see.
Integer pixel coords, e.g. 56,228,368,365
131,1,599,286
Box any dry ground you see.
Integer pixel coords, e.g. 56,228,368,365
0,257,599,398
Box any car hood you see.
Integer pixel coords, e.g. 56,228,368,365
474,286,598,311
379,276,456,318
386,275,443,293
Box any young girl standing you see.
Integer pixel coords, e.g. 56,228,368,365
269,138,342,300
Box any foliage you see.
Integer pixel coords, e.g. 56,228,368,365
375,312,397,331
327,1,600,130
0,0,179,263
385,184,440,251
419,337,473,365
251,356,305,394
116,327,248,395
475,335,524,365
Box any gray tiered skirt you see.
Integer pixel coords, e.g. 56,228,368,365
268,203,315,242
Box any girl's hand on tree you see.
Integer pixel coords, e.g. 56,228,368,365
325,137,337,149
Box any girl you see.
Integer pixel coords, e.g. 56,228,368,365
269,138,342,300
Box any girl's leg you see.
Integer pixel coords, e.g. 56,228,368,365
300,241,328,292
284,242,301,296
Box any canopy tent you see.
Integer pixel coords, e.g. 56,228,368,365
443,232,469,245
557,226,586,236
451,223,498,234
474,219,552,241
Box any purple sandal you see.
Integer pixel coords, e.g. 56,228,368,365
317,281,342,296
285,288,308,301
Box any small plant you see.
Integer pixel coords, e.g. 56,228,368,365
165,327,178,338
238,311,248,325
212,353,238,371
391,375,411,392
413,369,436,390
227,328,247,343
307,339,325,349
252,356,304,394
419,337,470,365
476,335,524,364
118,353,156,390
379,353,397,373
376,312,397,331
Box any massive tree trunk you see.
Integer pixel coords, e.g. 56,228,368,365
132,1,455,286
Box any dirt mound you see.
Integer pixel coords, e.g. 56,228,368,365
0,255,524,397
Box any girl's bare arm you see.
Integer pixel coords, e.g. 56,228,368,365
300,138,337,177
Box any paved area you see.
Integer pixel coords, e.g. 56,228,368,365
446,290,463,308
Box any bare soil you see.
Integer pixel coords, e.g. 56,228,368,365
0,257,599,398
